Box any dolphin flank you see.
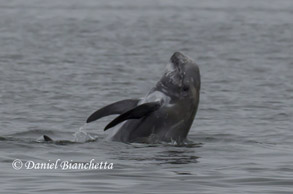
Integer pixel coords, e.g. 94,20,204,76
86,52,200,143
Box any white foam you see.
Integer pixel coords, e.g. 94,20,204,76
73,124,96,142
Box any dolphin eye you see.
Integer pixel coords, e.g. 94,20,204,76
183,85,189,92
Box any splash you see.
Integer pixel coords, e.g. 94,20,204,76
73,124,96,142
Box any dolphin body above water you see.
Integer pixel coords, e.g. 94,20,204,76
86,52,200,143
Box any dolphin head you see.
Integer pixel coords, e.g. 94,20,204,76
159,52,200,100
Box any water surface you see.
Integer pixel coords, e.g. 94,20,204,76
1,0,293,193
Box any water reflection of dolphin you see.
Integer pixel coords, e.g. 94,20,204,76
87,52,200,143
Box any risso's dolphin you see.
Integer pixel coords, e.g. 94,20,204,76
86,52,200,143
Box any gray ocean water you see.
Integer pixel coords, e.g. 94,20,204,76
1,0,293,193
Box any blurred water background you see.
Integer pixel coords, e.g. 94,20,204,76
0,0,293,193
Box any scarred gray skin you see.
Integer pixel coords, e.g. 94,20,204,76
108,52,200,143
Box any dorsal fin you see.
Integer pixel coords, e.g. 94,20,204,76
43,135,53,142
86,99,139,123
104,102,161,131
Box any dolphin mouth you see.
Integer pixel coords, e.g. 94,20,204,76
170,52,189,68
162,52,192,89
169,51,191,76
